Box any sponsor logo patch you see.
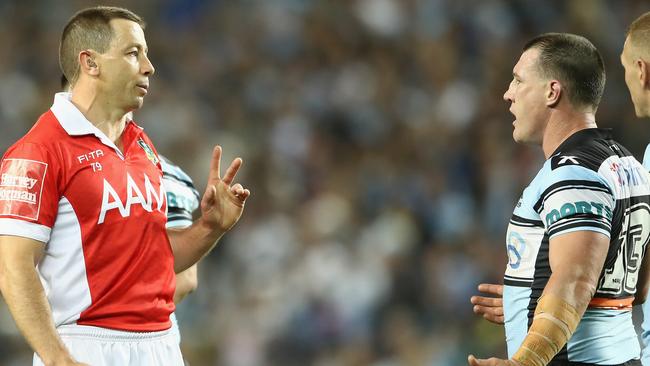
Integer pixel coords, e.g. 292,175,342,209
545,200,612,227
137,138,160,166
0,159,47,220
98,172,165,224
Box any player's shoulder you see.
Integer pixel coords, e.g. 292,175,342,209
160,156,195,186
536,155,608,192
543,129,632,186
548,129,626,172
531,157,614,218
530,145,614,208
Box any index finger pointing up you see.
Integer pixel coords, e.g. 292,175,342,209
207,146,222,183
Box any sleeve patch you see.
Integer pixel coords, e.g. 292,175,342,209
540,187,614,236
0,158,48,220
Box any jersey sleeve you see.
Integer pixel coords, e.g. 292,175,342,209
534,166,614,239
161,158,199,229
0,142,61,243
643,143,650,172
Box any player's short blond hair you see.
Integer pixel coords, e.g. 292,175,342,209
60,6,145,85
627,12,650,53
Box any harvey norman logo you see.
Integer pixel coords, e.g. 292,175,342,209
2,173,38,189
1,173,38,204
0,158,47,220
0,187,37,204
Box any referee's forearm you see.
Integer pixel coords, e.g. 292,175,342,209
168,218,225,273
0,260,73,365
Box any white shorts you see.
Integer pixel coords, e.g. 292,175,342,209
169,312,181,344
33,324,184,366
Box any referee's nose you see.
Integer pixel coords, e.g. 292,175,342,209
142,53,155,76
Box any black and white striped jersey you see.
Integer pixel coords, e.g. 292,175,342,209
638,144,650,365
503,128,650,364
161,156,199,229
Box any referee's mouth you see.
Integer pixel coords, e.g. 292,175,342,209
136,83,149,94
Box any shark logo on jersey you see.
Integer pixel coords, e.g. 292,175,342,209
137,138,160,166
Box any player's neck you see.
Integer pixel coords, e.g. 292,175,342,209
70,89,128,147
542,109,597,159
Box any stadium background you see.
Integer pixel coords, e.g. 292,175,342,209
0,0,648,365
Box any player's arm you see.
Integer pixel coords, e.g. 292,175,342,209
0,235,87,366
173,264,198,304
167,146,250,273
469,231,608,366
513,230,608,362
633,251,650,305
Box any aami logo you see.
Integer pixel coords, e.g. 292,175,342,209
98,173,165,224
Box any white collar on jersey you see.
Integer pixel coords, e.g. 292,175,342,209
50,92,132,158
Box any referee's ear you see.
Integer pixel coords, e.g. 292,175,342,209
79,50,99,77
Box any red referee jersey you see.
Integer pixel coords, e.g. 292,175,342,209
0,93,175,331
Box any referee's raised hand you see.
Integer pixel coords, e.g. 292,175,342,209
200,145,250,233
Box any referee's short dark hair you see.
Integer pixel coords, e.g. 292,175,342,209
524,33,605,112
60,6,145,87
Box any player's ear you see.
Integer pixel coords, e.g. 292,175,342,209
637,58,649,89
79,50,99,77
546,80,561,107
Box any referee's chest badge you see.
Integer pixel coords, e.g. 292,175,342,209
137,138,160,166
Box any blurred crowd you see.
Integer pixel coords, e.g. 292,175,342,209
1,0,649,365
